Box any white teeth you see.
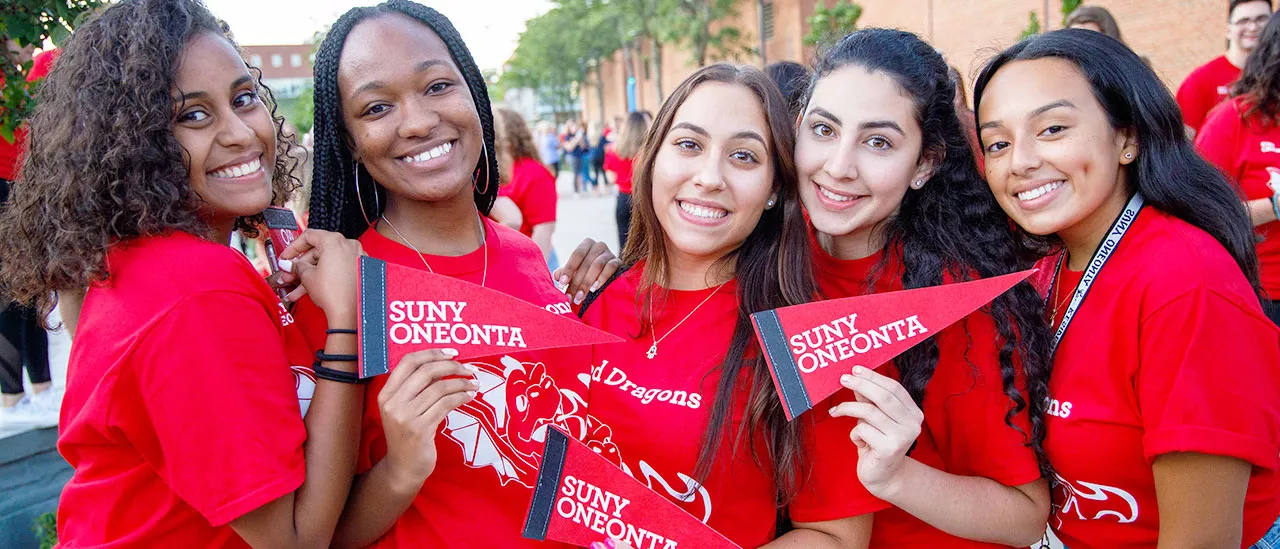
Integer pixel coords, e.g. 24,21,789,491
402,141,454,163
818,185,856,203
1016,181,1065,202
209,157,262,179
679,201,728,219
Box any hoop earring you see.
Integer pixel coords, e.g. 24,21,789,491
474,142,492,196
354,161,376,228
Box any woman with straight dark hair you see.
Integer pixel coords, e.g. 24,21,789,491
1065,5,1125,43
797,29,1052,547
975,28,1280,548
579,63,874,548
604,111,649,250
1198,13,1280,325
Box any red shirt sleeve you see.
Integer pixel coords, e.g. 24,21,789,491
516,160,558,227
1177,72,1214,131
1138,288,1280,469
1195,102,1244,182
133,292,307,526
788,390,891,523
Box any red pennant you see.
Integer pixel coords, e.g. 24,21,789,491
522,426,742,549
358,257,622,378
752,270,1033,421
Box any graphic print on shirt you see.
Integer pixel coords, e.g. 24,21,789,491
293,365,316,417
442,355,602,488
1267,166,1280,194
587,359,716,523
1262,141,1278,154
1053,474,1140,529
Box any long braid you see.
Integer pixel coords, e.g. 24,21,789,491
308,1,499,238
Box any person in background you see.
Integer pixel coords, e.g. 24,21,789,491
537,119,560,178
587,120,605,194
765,60,812,119
1065,5,1125,42
495,106,559,269
564,119,587,195
949,65,983,169
604,111,648,251
1178,0,1274,135
0,42,60,428
976,28,1280,548
1197,13,1280,326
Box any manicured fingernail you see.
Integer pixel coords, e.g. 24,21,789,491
277,258,293,272
841,374,855,386
589,543,606,549
574,291,585,305
590,281,601,292
467,390,477,398
442,348,459,357
828,406,838,416
853,365,866,374
560,275,570,285
469,379,480,389
605,539,618,549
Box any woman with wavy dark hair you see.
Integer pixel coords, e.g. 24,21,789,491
795,28,1053,547
578,63,872,548
975,28,1280,548
0,0,371,546
1198,13,1280,325
299,2,616,547
494,106,558,264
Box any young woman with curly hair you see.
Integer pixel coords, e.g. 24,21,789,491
796,29,1053,547
1197,13,1280,326
298,2,615,546
976,29,1280,547
0,0,374,546
494,106,558,265
579,63,872,549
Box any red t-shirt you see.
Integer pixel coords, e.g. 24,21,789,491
293,218,583,548
812,242,1044,548
1177,55,1241,133
56,232,312,548
0,48,59,181
1196,96,1280,298
499,157,557,237
578,266,886,548
603,146,635,195
1037,209,1280,548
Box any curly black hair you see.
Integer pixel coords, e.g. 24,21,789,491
1233,13,1280,124
308,0,499,238
0,0,299,325
804,29,1055,477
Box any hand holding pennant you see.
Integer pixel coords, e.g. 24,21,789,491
752,270,1034,420
522,427,742,549
358,256,623,378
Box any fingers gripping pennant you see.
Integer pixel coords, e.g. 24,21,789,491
752,270,1034,421
358,256,622,378
522,427,742,549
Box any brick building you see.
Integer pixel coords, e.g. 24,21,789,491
582,0,1236,125
241,44,313,99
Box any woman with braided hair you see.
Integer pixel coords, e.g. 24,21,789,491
298,2,615,546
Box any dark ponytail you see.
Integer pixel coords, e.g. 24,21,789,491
308,0,499,238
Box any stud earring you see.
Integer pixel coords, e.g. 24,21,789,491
912,179,924,189
766,198,777,209
1124,152,1134,159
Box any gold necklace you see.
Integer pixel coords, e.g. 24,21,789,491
380,213,488,287
646,281,729,359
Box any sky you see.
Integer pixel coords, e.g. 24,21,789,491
203,0,553,71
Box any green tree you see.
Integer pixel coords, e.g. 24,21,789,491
659,0,746,67
803,0,862,48
1061,0,1083,25
0,0,106,143
1018,10,1042,40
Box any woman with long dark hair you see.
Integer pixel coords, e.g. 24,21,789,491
975,28,1280,548
578,63,872,548
300,2,614,546
796,29,1052,547
604,111,650,250
1198,13,1280,325
494,106,558,264
0,0,369,545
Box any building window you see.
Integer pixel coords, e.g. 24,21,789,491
290,54,302,67
250,54,262,67
763,2,775,40
271,54,283,68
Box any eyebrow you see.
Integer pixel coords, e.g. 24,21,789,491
353,59,451,96
808,107,841,127
173,74,256,103
978,99,1078,131
809,107,903,135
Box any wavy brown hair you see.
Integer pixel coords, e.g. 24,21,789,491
494,106,540,185
0,0,299,324
1233,13,1280,125
613,111,649,159
622,63,816,506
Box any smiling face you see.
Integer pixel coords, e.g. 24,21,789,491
1230,1,1272,53
172,32,277,233
795,65,934,257
649,82,777,266
977,58,1136,244
338,12,481,207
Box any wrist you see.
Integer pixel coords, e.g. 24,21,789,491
866,457,917,502
325,308,358,331
382,458,429,495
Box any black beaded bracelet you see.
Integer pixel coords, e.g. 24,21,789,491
315,350,359,362
326,328,358,335
312,362,366,384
